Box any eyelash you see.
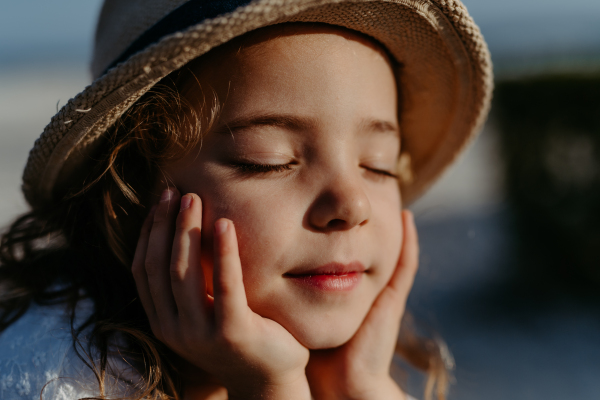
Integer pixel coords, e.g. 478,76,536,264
363,167,399,180
232,162,294,173
233,162,398,180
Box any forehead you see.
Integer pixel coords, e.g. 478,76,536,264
205,23,393,64
182,23,396,91
180,23,398,119
231,23,393,62
162,23,401,163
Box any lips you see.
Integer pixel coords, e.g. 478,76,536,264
284,261,366,291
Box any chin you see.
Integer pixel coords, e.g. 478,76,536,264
286,314,365,350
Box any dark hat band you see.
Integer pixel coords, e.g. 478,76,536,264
104,0,252,74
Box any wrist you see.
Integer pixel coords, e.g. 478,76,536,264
365,376,406,400
325,375,405,400
227,373,312,400
355,375,406,400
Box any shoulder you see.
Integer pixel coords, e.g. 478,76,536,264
0,300,137,400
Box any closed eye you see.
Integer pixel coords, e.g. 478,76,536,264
231,162,397,179
231,162,295,174
362,166,399,180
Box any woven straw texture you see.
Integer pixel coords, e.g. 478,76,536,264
22,0,492,208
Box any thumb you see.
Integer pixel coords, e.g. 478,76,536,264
352,210,419,344
386,210,419,309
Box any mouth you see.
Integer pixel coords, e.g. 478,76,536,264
284,261,367,291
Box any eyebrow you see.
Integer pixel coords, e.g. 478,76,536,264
358,118,400,138
215,113,399,138
216,113,317,136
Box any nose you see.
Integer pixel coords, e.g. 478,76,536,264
307,173,372,232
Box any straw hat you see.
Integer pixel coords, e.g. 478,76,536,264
22,0,492,208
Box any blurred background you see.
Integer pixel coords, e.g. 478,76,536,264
1,1,599,399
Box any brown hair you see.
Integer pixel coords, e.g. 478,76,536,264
0,26,450,400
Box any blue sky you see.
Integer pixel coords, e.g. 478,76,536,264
1,0,599,64
0,0,103,64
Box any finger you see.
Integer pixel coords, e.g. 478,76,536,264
212,219,249,333
366,210,419,324
145,188,180,326
349,211,419,351
132,206,158,321
170,193,207,329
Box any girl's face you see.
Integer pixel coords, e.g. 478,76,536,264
163,25,402,349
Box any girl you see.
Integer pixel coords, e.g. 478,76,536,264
0,1,492,399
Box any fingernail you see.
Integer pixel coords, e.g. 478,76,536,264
160,188,174,203
180,194,192,211
215,219,228,235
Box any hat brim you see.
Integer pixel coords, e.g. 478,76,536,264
23,0,492,208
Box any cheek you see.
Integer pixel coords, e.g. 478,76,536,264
371,186,403,279
196,179,305,294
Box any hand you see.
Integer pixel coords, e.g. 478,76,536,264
306,210,419,400
132,189,311,400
